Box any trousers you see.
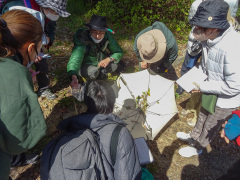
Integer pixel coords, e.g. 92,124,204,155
190,106,235,149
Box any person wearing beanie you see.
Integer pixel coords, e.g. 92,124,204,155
1,0,70,100
67,15,124,88
176,0,240,157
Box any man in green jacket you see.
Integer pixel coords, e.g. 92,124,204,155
67,15,124,88
133,21,178,74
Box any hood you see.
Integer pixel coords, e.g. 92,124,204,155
57,113,126,132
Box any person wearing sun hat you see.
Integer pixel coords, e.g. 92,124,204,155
67,15,124,88
1,0,70,100
133,21,178,74
176,0,240,158
35,0,70,17
176,0,239,96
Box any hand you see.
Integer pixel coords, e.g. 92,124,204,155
221,121,230,144
98,58,111,68
140,61,148,69
191,82,201,93
191,89,201,93
70,75,79,88
34,55,43,63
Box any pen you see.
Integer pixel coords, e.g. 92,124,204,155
32,71,40,77
107,28,115,34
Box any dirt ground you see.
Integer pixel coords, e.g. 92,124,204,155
9,27,240,180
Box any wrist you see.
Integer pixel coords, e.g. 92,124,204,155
109,57,114,62
72,75,77,80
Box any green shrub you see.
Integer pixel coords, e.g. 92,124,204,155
85,0,192,38
59,0,192,40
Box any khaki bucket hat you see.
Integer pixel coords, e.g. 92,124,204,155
137,29,166,63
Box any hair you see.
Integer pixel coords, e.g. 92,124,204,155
0,10,43,57
84,80,116,114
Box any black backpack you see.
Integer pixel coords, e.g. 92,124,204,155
40,124,123,180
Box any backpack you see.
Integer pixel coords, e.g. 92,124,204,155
40,124,123,180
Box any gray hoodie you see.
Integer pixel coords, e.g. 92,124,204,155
58,113,142,180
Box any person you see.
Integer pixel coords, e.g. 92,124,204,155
133,21,178,74
1,0,70,100
176,0,239,95
55,80,142,179
176,0,240,157
216,110,240,179
0,9,47,180
67,15,124,88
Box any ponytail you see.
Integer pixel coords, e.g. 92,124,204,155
0,18,13,57
0,10,43,57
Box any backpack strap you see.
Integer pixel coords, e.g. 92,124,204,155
110,124,123,166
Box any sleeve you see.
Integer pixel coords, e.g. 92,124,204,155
0,95,46,155
166,42,178,64
114,128,142,180
133,37,142,62
67,45,86,78
107,33,124,63
45,20,57,44
188,0,202,21
199,51,240,96
67,31,87,78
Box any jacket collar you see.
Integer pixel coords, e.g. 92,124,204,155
206,26,232,47
57,113,126,132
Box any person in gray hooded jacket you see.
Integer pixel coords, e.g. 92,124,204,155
57,80,142,180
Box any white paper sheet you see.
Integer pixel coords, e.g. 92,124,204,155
176,66,207,92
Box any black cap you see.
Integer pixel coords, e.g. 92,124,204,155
85,15,107,31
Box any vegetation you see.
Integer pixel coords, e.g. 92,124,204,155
58,0,193,40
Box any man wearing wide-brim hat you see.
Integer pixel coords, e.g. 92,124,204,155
176,0,240,158
67,15,124,88
133,21,178,74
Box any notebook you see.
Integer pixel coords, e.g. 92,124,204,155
134,137,154,165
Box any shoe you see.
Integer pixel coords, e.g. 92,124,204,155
179,146,202,157
38,89,56,100
11,153,40,168
23,153,40,165
176,86,184,95
176,132,195,143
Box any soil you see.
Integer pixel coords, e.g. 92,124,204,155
9,26,240,180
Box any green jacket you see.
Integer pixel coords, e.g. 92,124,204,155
0,56,46,180
133,21,178,64
67,28,123,78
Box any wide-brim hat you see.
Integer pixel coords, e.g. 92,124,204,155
85,15,108,32
137,29,166,64
189,0,230,29
35,0,70,17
